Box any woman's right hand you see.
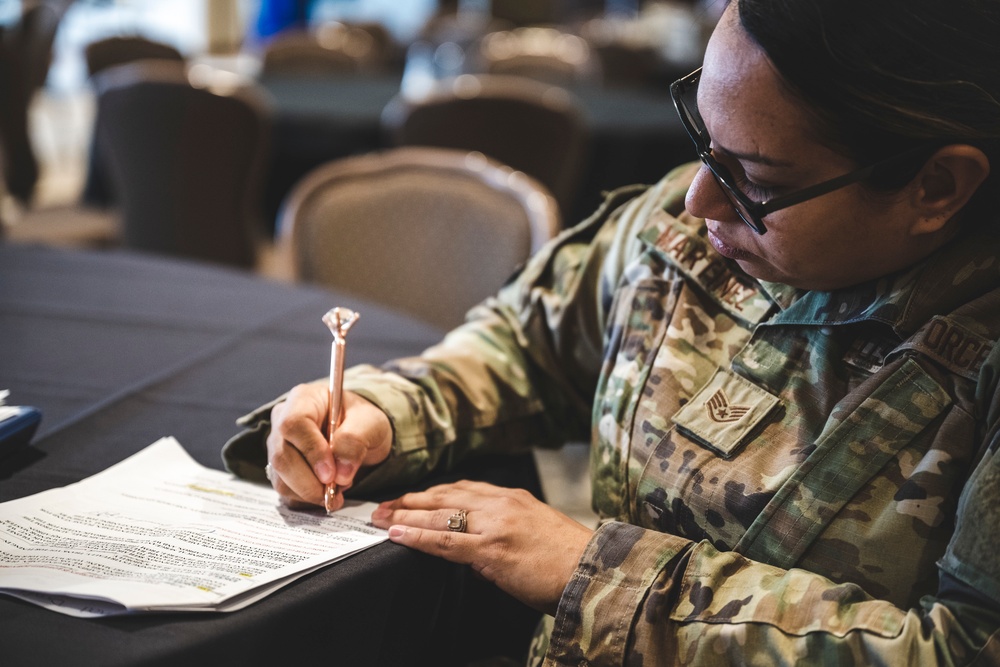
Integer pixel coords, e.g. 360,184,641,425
264,381,393,511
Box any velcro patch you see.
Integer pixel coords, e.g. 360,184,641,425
672,368,781,458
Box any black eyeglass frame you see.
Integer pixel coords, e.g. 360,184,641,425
670,67,933,235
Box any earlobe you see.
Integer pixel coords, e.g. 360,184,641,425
911,145,990,235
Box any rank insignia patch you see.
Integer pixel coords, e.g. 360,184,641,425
706,388,751,423
672,368,781,458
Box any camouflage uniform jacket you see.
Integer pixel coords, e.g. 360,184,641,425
225,163,1000,665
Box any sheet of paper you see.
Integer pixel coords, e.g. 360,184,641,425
0,437,387,616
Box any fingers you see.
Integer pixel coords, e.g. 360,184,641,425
266,384,393,510
328,392,393,488
371,481,526,539
265,383,330,506
371,506,463,532
268,472,321,511
372,506,484,565
273,383,334,483
266,419,326,506
370,483,494,552
378,480,529,514
385,524,478,563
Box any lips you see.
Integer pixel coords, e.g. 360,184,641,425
706,226,755,261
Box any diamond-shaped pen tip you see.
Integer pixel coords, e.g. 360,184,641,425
322,307,359,337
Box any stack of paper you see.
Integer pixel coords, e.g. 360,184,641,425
0,437,387,617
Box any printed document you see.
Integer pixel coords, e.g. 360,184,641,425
0,437,387,617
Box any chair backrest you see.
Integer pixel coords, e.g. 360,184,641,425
0,30,37,204
578,17,674,88
381,74,588,219
316,20,398,69
278,146,561,331
260,25,388,77
489,0,569,26
92,60,269,268
417,11,513,49
0,0,68,204
8,1,68,94
85,35,184,78
477,27,600,87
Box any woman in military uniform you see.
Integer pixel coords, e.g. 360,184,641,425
230,0,1000,663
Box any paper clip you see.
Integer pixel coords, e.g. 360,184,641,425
322,307,359,514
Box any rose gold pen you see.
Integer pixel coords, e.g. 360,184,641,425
322,307,359,515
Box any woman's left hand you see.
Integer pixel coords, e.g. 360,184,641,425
370,480,593,615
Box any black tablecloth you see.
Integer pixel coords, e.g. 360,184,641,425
0,244,542,666
260,73,692,230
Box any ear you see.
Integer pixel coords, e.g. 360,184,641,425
910,144,990,236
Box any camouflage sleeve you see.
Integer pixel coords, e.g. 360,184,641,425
544,457,1000,667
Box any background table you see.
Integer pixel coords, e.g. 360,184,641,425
0,243,543,666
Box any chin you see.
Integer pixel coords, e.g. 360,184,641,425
735,259,815,290
734,257,780,282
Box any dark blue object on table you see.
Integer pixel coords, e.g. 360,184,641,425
0,405,41,460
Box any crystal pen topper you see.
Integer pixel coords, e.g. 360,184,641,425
322,307,359,514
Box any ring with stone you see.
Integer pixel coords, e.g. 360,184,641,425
446,509,468,533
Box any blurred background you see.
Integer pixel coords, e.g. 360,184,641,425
1,0,721,246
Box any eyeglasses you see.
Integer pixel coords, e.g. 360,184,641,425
670,67,930,235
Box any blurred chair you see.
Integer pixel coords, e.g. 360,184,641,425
319,19,401,70
0,33,37,206
82,35,186,207
277,146,561,330
489,0,569,26
417,10,513,49
260,22,392,77
91,60,270,268
0,0,69,206
10,0,68,95
84,35,184,78
579,16,683,89
381,74,588,219
476,27,600,87
589,41,664,88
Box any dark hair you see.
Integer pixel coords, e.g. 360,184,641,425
737,0,1000,213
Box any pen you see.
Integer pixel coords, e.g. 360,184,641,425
321,307,359,515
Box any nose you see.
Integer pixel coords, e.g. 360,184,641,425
685,163,738,223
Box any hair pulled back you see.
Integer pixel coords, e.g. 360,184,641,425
737,0,1000,212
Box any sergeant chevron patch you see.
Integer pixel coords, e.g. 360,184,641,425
672,368,781,458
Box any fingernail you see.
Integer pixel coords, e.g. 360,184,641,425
335,460,355,485
371,507,389,521
388,526,406,539
315,461,333,483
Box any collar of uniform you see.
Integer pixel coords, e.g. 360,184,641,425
762,221,1000,337
638,208,779,326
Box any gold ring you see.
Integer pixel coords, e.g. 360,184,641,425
446,509,468,533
